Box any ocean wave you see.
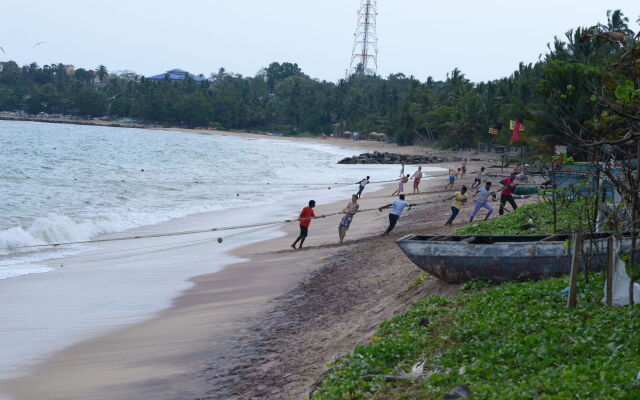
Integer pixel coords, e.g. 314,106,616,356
0,200,234,256
0,263,54,280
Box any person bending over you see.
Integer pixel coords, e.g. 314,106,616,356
392,174,410,196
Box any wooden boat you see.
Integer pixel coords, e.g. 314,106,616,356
396,234,639,284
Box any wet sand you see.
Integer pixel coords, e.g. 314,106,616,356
2,140,505,400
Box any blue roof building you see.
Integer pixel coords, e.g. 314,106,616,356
147,68,209,82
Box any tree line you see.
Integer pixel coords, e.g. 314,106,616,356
0,10,637,151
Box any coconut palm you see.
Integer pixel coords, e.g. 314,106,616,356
96,65,108,81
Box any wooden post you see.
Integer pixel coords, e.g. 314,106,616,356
629,137,639,306
606,236,615,307
567,233,583,308
552,169,557,234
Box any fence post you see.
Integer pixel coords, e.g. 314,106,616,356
567,233,583,308
606,236,615,307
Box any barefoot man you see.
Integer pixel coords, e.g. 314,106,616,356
379,194,413,236
338,194,360,244
445,168,457,190
291,200,316,249
412,167,423,194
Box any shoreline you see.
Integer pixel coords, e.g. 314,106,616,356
1,120,498,399
0,112,471,160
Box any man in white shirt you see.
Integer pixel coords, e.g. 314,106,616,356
356,176,370,198
469,181,497,222
471,167,486,188
379,194,413,235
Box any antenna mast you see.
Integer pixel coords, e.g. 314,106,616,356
349,0,378,76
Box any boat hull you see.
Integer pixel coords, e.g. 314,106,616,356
396,234,636,284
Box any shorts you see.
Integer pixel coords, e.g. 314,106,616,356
299,225,309,236
450,206,460,220
474,178,481,184
449,176,455,183
339,215,353,230
413,179,421,187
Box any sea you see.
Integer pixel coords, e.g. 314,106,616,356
0,120,385,279
0,120,444,389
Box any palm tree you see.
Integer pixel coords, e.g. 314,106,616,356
96,65,108,81
605,9,629,33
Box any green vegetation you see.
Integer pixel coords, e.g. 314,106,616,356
0,10,637,147
312,193,638,399
311,273,640,399
406,273,430,291
455,198,588,235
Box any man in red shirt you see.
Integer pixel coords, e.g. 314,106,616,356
499,172,518,215
291,200,316,249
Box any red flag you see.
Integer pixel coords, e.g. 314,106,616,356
512,120,520,142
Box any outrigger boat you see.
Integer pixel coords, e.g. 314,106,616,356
396,233,639,284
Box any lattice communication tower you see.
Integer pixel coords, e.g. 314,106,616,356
349,0,378,75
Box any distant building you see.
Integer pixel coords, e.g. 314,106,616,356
146,68,208,82
64,64,75,75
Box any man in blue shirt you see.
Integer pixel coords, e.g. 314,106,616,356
379,194,413,236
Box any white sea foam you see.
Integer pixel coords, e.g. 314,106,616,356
0,263,53,280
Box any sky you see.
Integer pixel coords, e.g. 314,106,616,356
1,0,639,83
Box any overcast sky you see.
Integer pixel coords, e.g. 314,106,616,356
2,1,639,83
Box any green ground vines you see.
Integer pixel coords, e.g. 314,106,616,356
312,199,639,399
455,197,589,236
311,273,640,399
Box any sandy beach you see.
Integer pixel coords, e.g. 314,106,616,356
1,127,509,400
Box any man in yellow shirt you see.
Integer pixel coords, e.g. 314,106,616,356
445,185,468,226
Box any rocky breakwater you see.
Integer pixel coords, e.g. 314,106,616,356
338,151,460,165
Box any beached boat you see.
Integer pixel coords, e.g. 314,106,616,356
396,234,639,284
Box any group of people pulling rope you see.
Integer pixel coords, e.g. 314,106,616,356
290,160,523,249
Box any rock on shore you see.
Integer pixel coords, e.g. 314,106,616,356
338,151,461,165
